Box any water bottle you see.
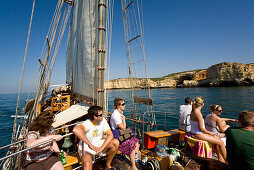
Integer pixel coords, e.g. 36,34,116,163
135,152,140,168
142,156,148,165
60,150,66,165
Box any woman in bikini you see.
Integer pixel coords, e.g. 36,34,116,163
190,96,227,163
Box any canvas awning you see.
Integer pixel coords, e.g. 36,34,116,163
52,102,90,128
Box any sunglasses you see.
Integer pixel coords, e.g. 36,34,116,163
217,110,222,112
96,114,103,117
120,103,126,106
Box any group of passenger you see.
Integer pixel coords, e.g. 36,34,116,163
179,96,254,169
23,95,254,170
24,97,139,170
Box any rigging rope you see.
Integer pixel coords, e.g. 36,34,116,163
12,0,36,142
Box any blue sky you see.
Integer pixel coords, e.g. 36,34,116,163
0,0,254,93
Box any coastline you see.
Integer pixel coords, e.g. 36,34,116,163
105,62,254,90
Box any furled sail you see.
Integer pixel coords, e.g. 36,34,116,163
66,0,98,102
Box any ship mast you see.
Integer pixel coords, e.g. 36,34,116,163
97,0,106,108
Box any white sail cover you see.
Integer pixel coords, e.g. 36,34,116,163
52,102,90,128
66,0,98,101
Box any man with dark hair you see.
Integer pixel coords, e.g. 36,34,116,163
73,106,119,170
179,97,192,132
225,110,254,170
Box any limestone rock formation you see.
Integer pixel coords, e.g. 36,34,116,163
104,78,148,89
105,62,254,89
207,62,254,86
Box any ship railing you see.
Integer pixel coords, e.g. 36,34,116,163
140,110,176,136
0,132,73,162
0,121,83,162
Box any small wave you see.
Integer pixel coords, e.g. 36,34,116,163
0,114,11,117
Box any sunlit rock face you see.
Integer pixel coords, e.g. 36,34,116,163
207,62,254,86
104,63,254,89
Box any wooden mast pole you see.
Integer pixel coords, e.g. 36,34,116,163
97,0,106,108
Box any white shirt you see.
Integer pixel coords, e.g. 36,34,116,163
179,104,192,132
110,109,123,130
78,118,110,154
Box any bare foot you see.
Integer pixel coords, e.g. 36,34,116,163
105,166,112,170
132,166,138,170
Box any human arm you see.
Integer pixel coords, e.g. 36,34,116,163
216,117,230,133
117,114,126,130
98,129,114,153
73,124,100,152
26,133,63,148
112,111,126,130
220,118,237,122
195,110,215,136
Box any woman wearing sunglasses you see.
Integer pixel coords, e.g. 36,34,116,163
110,98,139,170
205,105,237,138
190,97,227,163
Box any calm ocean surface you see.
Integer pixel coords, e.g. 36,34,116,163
1,87,254,158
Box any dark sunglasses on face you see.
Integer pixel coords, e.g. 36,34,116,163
96,114,103,117
217,110,222,112
120,103,126,106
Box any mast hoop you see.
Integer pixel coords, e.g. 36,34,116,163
98,3,107,8
97,49,106,53
96,88,105,92
96,66,106,70
97,27,107,31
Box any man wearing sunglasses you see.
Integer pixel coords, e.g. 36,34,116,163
225,110,254,170
73,106,119,170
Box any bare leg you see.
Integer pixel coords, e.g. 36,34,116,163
130,147,138,170
103,139,119,170
50,161,64,170
195,134,227,163
216,145,223,162
81,152,93,170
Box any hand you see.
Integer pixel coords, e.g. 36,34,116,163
52,135,63,141
63,151,67,157
57,151,67,157
88,144,101,153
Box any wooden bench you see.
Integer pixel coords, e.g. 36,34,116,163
64,152,82,170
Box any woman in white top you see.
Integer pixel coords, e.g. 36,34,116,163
110,98,139,170
205,105,237,137
190,96,227,163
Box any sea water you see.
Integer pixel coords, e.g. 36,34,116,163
1,87,254,158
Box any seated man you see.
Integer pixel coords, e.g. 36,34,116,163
73,105,119,170
225,110,254,170
179,97,192,132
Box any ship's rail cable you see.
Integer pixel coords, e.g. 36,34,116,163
0,133,73,162
0,121,81,151
42,4,72,102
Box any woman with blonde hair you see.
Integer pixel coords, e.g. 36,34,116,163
190,96,227,163
205,105,237,138
110,98,139,170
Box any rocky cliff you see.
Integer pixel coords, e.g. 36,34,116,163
105,62,254,89
206,62,254,86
